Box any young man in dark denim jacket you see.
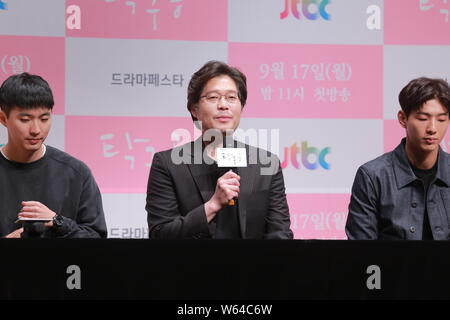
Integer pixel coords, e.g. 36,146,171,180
346,77,450,240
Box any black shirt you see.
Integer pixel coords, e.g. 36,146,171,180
0,145,107,238
411,162,437,240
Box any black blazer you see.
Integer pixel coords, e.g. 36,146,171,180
146,139,293,239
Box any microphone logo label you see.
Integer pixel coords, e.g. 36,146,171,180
216,148,247,168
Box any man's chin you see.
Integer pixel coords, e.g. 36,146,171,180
204,126,235,134
24,143,43,151
218,127,235,134
420,143,439,153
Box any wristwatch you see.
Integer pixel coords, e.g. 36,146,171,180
52,214,64,229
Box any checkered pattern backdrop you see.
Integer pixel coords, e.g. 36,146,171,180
1,0,449,238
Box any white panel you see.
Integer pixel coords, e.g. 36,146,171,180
237,118,383,193
229,0,383,44
0,0,65,36
102,193,148,239
66,38,228,116
384,45,450,119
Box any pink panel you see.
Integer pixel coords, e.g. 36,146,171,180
65,116,199,193
229,43,383,119
385,0,450,45
66,0,227,41
287,194,350,239
0,36,65,115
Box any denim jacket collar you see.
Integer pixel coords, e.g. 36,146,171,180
392,138,450,189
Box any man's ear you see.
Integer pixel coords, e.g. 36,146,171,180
398,110,407,129
0,110,7,127
190,105,198,120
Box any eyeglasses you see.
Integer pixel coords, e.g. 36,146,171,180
200,93,240,105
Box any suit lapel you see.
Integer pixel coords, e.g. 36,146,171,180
187,163,215,204
186,138,215,203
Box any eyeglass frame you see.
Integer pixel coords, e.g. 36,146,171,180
199,91,241,105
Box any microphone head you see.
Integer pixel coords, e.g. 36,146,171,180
22,221,46,238
32,222,46,234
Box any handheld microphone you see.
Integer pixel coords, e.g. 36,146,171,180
216,138,247,206
17,217,52,239
21,221,46,238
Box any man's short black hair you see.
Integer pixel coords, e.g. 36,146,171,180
399,77,450,117
0,72,54,117
187,60,247,122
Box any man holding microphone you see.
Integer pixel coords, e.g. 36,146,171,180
146,61,292,239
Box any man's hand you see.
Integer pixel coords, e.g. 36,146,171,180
204,170,240,222
4,228,23,238
18,201,56,227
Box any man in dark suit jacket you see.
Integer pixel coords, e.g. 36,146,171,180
146,61,293,239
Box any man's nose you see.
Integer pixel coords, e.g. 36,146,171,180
426,120,437,133
217,96,230,109
29,120,40,135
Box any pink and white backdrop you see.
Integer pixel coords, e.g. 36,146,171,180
1,0,450,239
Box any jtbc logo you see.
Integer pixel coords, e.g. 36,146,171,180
281,142,331,170
0,1,7,10
280,0,331,20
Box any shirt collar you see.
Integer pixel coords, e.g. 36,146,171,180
392,138,450,189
